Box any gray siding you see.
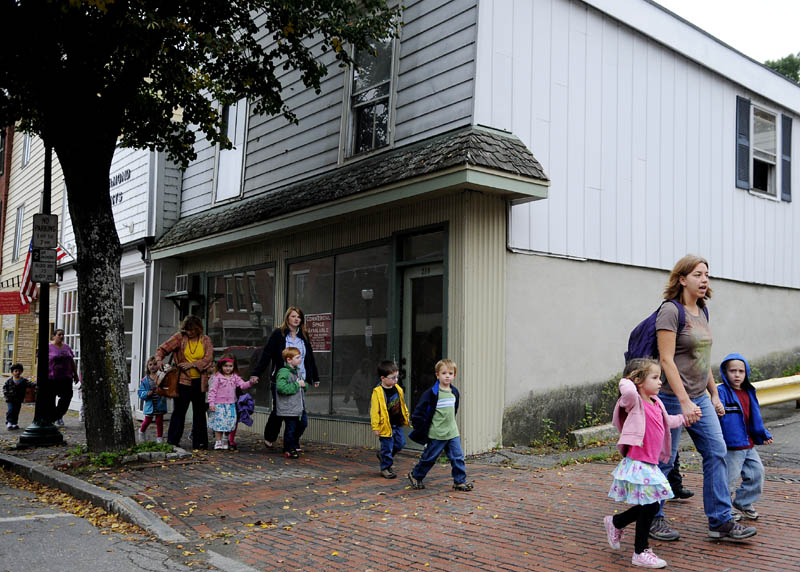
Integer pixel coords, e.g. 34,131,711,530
179,129,215,217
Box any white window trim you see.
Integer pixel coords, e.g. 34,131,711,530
212,98,249,205
2,329,15,375
338,36,400,164
748,101,781,201
21,134,31,168
12,205,24,262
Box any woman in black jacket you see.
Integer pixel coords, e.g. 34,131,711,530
250,306,319,447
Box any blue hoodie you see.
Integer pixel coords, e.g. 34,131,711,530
718,353,772,448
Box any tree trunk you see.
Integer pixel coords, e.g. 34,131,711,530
55,141,135,452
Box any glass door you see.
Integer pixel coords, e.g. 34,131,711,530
401,263,444,421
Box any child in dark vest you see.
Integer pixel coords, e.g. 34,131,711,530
4,363,35,430
275,347,310,458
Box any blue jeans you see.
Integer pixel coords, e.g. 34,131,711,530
657,392,732,528
6,401,22,426
379,427,406,470
282,411,308,452
411,436,467,485
726,448,764,510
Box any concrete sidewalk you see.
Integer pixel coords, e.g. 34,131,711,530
2,405,800,571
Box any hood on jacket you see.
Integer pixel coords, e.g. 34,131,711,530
720,352,752,391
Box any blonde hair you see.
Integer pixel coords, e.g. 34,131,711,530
282,347,301,362
623,358,660,386
435,359,457,376
663,254,712,307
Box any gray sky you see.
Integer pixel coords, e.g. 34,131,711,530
655,0,799,63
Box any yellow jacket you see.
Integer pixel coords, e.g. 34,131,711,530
370,384,410,437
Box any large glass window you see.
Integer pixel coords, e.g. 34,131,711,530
349,38,393,156
61,290,80,374
207,266,275,408
289,244,390,418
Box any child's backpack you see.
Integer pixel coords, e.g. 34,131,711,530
624,299,709,362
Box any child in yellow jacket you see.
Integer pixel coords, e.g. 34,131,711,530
370,360,410,479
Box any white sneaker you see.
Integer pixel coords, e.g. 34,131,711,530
221,442,229,450
155,437,163,444
214,441,223,450
632,548,667,568
5,422,12,430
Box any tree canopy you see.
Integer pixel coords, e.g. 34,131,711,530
0,0,399,451
764,52,800,83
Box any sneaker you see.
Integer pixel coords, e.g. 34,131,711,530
604,515,624,550
221,442,229,450
55,418,65,427
228,442,237,450
155,437,163,444
381,468,397,479
649,516,680,541
264,440,273,448
406,472,425,490
289,451,299,459
453,482,474,491
731,510,742,522
631,548,667,568
671,487,695,500
732,503,759,520
708,519,757,540
214,441,224,450
5,422,12,430
11,424,20,430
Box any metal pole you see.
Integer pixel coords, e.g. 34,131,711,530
18,143,63,447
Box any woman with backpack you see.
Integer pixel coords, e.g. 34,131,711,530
648,255,757,542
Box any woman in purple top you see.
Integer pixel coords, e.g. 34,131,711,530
49,329,79,425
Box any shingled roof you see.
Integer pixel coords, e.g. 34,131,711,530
154,126,548,250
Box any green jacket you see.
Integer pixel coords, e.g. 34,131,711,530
275,364,305,417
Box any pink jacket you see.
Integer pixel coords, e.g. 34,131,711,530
612,378,686,464
207,373,255,407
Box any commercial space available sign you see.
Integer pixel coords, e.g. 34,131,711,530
305,313,332,352
0,292,31,314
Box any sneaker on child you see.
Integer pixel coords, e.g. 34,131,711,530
631,548,667,568
603,515,624,550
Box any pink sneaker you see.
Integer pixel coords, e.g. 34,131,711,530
631,548,667,568
604,515,624,549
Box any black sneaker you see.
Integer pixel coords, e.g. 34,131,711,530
406,472,425,490
453,482,474,491
380,468,397,479
708,520,757,540
673,487,695,500
649,516,680,541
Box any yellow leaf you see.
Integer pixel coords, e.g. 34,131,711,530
331,551,339,556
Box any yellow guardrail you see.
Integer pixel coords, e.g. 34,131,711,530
752,374,800,406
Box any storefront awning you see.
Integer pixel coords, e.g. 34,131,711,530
151,125,549,259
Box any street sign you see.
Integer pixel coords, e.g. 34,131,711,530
31,248,57,283
32,214,58,249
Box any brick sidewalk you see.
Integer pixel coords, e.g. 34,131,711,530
78,434,799,572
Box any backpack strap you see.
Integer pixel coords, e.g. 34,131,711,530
668,298,709,334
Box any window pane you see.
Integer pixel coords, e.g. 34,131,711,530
124,333,133,358
123,281,135,306
401,230,445,262
123,308,134,330
352,82,389,105
353,39,393,93
288,257,334,414
753,108,776,157
206,267,275,408
332,245,390,418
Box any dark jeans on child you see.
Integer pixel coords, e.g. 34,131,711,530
379,427,406,470
6,401,22,425
411,436,467,484
168,379,209,450
612,502,659,554
282,411,308,453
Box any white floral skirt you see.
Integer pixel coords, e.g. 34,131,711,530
608,456,674,505
209,403,237,432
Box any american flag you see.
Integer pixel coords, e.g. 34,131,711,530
19,240,71,305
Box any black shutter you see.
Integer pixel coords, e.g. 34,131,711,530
781,114,792,202
736,96,750,189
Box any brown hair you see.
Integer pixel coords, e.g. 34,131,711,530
215,354,240,375
282,347,301,362
623,358,660,386
181,315,204,336
435,359,457,376
280,306,309,339
663,254,712,307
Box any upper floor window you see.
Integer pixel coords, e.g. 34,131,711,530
12,205,24,261
347,38,394,157
736,96,791,201
0,130,6,176
21,134,31,168
214,97,248,203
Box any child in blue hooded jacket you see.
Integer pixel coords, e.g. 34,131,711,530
718,353,773,521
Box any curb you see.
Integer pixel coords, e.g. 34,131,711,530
567,423,618,448
0,452,259,572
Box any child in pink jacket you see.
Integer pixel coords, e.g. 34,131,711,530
604,358,687,569
208,358,257,450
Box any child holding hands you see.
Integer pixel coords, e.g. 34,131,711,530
605,358,687,569
208,357,257,450
138,357,167,442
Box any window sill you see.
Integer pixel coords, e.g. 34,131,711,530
747,189,781,202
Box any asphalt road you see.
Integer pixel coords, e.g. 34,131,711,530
0,477,212,572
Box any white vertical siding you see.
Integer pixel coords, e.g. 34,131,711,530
476,0,800,288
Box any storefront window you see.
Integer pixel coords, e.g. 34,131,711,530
288,244,390,418
207,266,275,407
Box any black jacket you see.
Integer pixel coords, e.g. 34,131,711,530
251,327,319,385
408,381,460,444
3,377,34,403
